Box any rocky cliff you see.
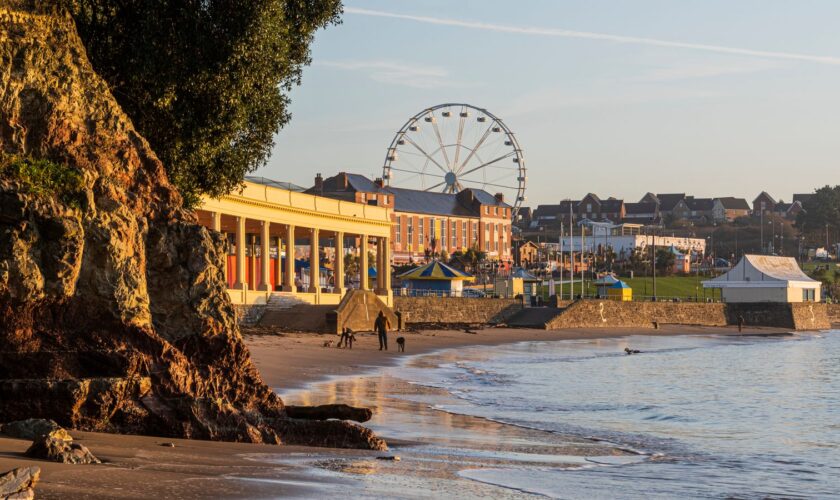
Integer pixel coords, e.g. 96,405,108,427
0,2,384,450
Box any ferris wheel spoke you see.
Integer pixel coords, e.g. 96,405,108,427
455,120,496,175
459,178,518,191
453,111,466,168
422,181,447,192
429,112,452,170
458,151,516,178
403,135,449,175
390,167,444,179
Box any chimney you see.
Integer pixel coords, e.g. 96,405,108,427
314,173,323,194
495,192,505,203
340,172,349,189
374,177,384,188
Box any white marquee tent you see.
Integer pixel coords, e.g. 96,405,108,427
703,254,820,303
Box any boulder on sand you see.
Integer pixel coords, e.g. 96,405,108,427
25,436,100,465
0,466,40,500
284,404,373,423
1,419,73,442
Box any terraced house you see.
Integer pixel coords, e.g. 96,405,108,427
311,173,513,267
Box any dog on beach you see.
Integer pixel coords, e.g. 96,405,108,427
322,340,333,348
624,347,641,355
338,328,356,349
396,336,405,352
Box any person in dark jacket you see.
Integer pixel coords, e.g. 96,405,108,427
374,311,391,351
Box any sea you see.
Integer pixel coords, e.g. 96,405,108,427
279,331,840,499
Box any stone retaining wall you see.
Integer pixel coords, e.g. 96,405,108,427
546,301,727,330
233,304,266,326
827,304,840,326
393,297,522,326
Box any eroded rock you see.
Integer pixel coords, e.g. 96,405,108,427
0,466,40,499
0,3,384,450
25,436,100,465
285,404,374,423
0,419,72,441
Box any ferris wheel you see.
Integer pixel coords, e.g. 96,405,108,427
382,103,526,215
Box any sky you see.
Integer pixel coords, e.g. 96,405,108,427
257,0,840,208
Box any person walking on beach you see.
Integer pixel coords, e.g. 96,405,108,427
375,311,390,351
737,314,745,333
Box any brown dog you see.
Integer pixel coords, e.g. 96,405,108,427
396,337,405,352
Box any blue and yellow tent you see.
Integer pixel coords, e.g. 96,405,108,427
397,260,474,296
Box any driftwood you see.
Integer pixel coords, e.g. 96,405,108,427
284,404,373,423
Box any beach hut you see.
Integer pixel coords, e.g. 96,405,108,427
702,254,821,303
669,245,691,273
593,274,620,298
607,280,632,301
398,260,474,297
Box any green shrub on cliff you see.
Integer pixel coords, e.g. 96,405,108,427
0,155,85,208
62,1,343,206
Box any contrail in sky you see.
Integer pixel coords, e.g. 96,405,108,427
345,7,840,66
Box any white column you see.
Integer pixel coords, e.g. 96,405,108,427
335,231,345,296
383,237,391,294
360,234,369,291
274,236,282,291
309,228,320,294
375,237,386,294
233,216,247,290
283,225,296,292
211,211,222,232
258,221,271,291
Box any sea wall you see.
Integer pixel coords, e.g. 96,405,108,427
393,297,522,326
827,304,840,326
545,301,727,330
725,303,831,331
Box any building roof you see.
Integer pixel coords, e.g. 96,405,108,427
703,255,819,288
398,260,474,281
245,176,307,192
345,173,388,194
753,191,777,205
534,201,579,219
686,198,714,211
387,186,475,217
792,193,814,204
624,202,658,215
716,197,750,210
655,193,687,211
600,199,625,212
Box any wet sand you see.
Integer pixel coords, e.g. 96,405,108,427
0,324,790,499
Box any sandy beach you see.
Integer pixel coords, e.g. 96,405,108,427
0,324,793,499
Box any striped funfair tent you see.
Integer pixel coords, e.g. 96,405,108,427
397,259,474,297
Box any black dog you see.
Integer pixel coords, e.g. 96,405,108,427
396,336,405,352
624,347,641,355
339,328,356,349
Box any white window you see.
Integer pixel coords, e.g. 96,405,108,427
419,217,424,244
407,218,413,247
360,193,366,202
494,207,498,215
485,206,489,215
396,216,402,244
587,203,592,213
472,222,478,244
462,221,467,248
441,220,447,250
451,221,457,248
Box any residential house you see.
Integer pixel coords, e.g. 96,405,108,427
532,200,579,228
623,201,659,223
712,197,751,222
641,193,689,221
753,191,776,216
577,193,626,222
311,173,513,266
774,200,805,220
517,240,540,267
792,193,814,206
685,197,715,223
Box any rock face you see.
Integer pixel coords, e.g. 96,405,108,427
0,466,39,500
0,3,384,450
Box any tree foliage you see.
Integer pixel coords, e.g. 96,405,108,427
797,185,840,244
62,0,342,205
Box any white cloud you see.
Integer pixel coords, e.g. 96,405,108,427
345,7,840,66
315,60,476,89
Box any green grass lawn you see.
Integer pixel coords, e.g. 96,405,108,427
546,275,722,301
802,262,840,283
